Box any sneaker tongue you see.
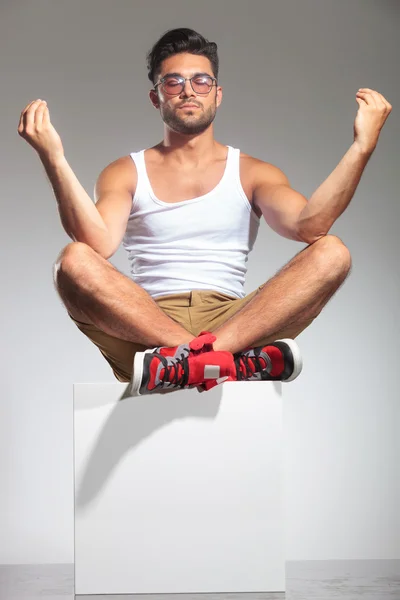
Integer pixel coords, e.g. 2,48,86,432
189,332,216,352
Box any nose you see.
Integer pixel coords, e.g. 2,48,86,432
180,79,196,98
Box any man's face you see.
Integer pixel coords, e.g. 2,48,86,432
149,53,222,135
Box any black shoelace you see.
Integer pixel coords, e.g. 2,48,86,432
159,353,190,388
234,352,268,381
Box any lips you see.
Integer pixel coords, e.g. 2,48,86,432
180,104,199,109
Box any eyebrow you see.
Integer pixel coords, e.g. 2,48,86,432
162,71,212,78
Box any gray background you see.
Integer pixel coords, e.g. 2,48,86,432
1,0,399,565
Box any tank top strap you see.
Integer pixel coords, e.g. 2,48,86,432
223,145,241,186
129,149,150,198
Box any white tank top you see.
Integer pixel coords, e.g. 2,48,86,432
122,145,260,299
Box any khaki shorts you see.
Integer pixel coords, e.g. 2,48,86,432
68,285,315,382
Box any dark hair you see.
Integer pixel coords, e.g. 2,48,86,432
146,28,219,86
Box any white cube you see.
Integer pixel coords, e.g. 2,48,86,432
74,381,285,595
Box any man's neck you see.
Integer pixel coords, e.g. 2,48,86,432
156,136,223,167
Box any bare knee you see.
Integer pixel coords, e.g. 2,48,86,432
53,242,95,287
312,234,352,280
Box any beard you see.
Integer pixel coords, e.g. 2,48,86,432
160,101,217,135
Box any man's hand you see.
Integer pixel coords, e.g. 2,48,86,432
18,99,64,162
354,88,392,155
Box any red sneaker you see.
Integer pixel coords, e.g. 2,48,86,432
130,331,236,395
131,348,236,395
234,338,303,382
128,336,302,396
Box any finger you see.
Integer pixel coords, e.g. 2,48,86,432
18,99,39,130
377,94,392,110
368,90,387,109
356,91,377,108
23,99,44,129
35,101,47,127
370,91,389,110
358,88,379,94
20,99,41,121
358,88,387,109
20,99,39,117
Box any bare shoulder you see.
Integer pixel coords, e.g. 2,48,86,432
94,155,137,200
240,151,289,188
237,151,289,216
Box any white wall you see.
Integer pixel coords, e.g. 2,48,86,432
1,0,399,563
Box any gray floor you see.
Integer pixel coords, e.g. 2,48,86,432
1,560,400,600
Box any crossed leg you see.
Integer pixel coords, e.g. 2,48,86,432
54,234,351,356
212,234,352,353
53,242,196,349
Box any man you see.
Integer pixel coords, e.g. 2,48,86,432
18,28,392,395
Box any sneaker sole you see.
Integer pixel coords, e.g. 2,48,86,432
131,349,154,396
275,338,303,382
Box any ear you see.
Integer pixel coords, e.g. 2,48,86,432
149,89,159,109
216,85,223,108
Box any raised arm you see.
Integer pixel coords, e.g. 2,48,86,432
252,146,372,246
253,87,392,245
18,99,134,259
